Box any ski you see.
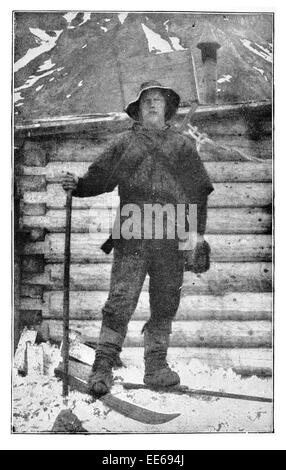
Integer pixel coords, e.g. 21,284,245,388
55,360,180,425
122,382,272,404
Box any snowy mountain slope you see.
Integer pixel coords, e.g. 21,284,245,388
14,12,273,120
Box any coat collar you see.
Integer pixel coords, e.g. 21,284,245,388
132,122,170,137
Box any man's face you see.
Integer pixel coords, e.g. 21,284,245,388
139,89,166,128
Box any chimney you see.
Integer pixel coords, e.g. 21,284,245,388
197,25,221,104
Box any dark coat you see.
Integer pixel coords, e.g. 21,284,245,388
73,123,214,248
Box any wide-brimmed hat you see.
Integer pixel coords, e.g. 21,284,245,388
125,80,180,121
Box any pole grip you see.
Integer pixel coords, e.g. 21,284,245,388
62,190,73,397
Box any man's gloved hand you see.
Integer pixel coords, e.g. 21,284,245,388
184,239,211,273
61,172,79,192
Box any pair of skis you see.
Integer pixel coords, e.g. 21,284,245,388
59,191,271,427
55,359,272,426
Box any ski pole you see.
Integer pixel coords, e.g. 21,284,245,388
62,189,73,398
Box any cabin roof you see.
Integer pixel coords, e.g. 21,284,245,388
14,99,272,138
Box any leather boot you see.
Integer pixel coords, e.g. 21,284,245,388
88,326,124,397
143,328,180,387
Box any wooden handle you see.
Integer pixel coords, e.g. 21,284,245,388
62,190,73,397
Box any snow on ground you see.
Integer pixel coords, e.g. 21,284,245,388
63,12,91,29
15,66,65,102
240,39,272,63
37,59,55,72
63,12,78,27
77,13,91,28
118,13,128,25
163,20,170,32
15,69,55,94
14,92,23,105
217,74,232,84
14,29,63,73
169,37,187,51
141,24,173,54
253,66,268,81
141,24,187,54
12,343,273,434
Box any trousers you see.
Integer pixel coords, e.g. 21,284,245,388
101,240,185,336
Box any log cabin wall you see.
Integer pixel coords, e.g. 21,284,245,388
15,100,273,377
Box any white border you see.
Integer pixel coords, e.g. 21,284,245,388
2,0,285,451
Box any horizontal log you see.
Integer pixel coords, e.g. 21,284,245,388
22,141,48,166
48,140,109,162
20,285,43,298
198,137,272,162
41,291,272,320
22,233,272,263
22,203,46,216
20,298,43,311
21,118,271,162
43,319,272,348
215,136,272,154
69,345,272,377
194,116,272,138
18,176,46,193
22,207,272,234
21,237,272,292
20,161,272,183
23,182,272,209
21,255,44,273
24,185,119,208
22,236,271,290
22,263,272,294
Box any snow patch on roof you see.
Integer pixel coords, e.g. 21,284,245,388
169,36,187,51
14,29,63,73
37,59,55,72
240,39,272,63
217,74,232,84
66,94,72,99
141,23,173,54
101,26,108,32
118,13,128,24
82,44,87,49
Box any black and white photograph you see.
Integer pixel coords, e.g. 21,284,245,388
12,9,274,435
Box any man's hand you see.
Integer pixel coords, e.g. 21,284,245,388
61,172,79,192
184,238,211,273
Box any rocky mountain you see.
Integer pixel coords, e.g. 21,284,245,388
14,12,273,121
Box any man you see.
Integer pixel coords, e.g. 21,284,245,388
62,81,214,396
